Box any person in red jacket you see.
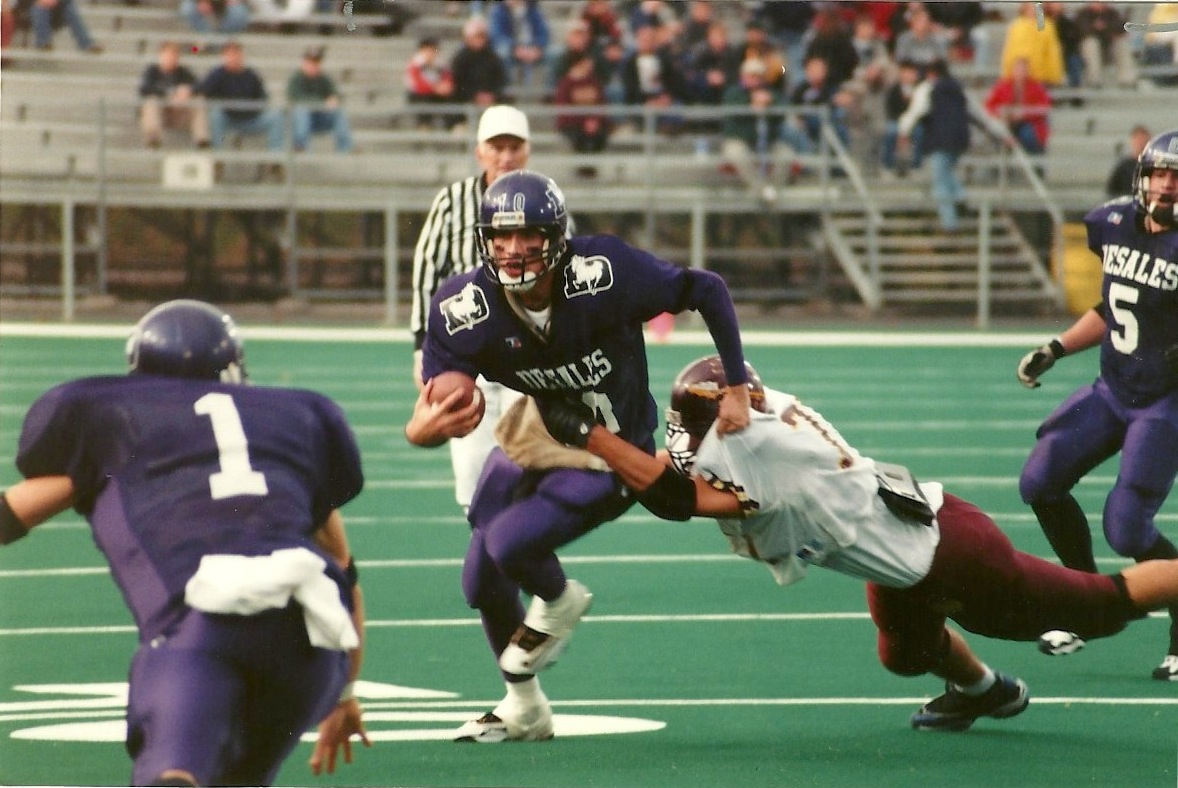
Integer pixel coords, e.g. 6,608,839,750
983,56,1052,154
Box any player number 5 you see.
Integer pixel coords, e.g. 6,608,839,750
1107,282,1139,355
194,392,269,500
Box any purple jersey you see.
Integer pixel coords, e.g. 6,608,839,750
1087,197,1178,406
16,375,364,643
421,234,746,450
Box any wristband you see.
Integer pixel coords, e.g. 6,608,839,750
0,494,30,546
339,681,356,704
1048,338,1066,359
344,556,359,587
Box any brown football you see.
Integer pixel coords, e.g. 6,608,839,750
428,370,485,421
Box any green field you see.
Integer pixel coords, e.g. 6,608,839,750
2,330,1177,788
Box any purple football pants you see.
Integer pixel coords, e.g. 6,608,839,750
1019,378,1178,558
126,604,347,786
463,448,632,679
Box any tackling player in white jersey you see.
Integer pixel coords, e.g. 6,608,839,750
536,355,1178,732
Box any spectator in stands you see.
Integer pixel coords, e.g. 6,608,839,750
287,46,353,153
801,5,860,89
627,0,677,37
450,14,509,124
881,60,925,177
1044,3,1085,89
488,0,550,90
549,19,604,91
1142,3,1178,87
983,56,1051,154
686,20,742,110
553,53,612,177
785,55,853,152
926,1,985,64
681,0,714,52
138,40,210,149
898,59,971,233
720,57,793,202
1107,124,1153,197
180,0,249,36
838,13,896,146
620,22,687,134
579,0,623,55
17,0,101,52
739,19,785,89
404,36,454,129
1075,2,1137,88
892,3,949,69
1000,2,1065,87
748,0,814,91
197,40,284,152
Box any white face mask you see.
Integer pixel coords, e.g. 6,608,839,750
665,418,697,476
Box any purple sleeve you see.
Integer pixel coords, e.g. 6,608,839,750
681,268,749,386
314,395,364,515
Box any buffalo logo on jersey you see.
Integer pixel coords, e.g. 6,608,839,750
440,282,491,335
563,254,614,298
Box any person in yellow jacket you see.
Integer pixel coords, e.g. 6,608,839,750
1000,2,1065,86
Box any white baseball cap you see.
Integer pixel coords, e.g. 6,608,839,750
477,105,530,143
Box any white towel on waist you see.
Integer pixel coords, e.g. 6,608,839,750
184,547,359,651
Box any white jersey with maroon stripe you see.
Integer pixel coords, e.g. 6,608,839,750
692,391,941,589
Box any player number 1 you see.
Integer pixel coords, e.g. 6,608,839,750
194,392,269,500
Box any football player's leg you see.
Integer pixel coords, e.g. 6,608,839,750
222,609,348,786
1105,411,1178,665
1020,385,1124,572
126,618,244,786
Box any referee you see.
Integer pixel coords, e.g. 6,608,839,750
409,104,532,513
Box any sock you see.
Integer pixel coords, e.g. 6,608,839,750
1033,498,1097,572
1135,535,1178,654
956,666,996,697
504,676,542,705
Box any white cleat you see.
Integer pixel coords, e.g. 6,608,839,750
1038,630,1086,656
1151,654,1178,681
454,693,554,743
499,580,594,675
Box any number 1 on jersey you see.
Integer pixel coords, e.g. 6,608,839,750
194,392,269,500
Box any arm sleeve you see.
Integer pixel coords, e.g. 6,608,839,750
410,185,456,346
681,269,748,386
897,80,931,137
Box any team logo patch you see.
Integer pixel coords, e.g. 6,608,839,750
1109,212,1123,225
440,282,490,335
563,255,614,298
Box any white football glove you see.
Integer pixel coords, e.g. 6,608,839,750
1017,338,1065,389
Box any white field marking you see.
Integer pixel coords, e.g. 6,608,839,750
0,610,1166,637
0,324,1053,346
356,696,1178,710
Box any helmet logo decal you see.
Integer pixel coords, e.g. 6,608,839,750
440,282,491,335
563,255,614,298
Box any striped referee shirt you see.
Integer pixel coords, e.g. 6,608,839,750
410,174,486,348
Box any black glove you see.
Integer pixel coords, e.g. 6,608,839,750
535,396,596,448
1017,338,1065,389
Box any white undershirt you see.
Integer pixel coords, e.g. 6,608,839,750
524,305,551,334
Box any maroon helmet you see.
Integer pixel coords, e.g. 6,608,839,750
665,355,767,474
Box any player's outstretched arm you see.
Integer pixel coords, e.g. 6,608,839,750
311,510,371,775
536,397,742,519
1,476,75,544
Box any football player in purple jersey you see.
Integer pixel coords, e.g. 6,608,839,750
1016,128,1178,678
0,300,369,786
405,169,752,743
535,356,1178,732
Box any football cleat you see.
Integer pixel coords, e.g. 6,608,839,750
911,672,1029,732
499,580,593,675
1151,654,1178,681
1038,630,1086,656
454,694,554,743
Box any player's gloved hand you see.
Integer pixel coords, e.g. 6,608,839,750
1017,338,1066,389
535,396,595,448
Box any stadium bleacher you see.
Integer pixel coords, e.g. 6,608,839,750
1,0,1175,318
